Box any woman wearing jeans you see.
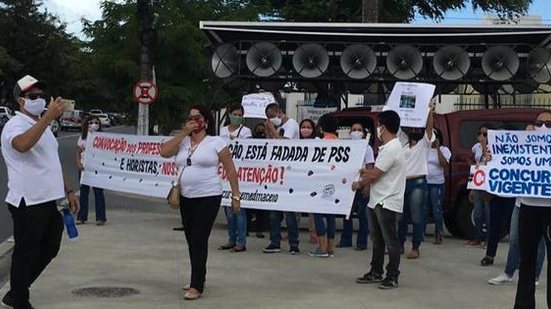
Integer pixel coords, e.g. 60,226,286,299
218,104,251,253
76,116,106,225
160,105,240,301
425,129,450,244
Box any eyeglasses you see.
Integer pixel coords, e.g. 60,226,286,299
478,132,487,137
187,115,202,121
26,93,43,100
534,121,551,127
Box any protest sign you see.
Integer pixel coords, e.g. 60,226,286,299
384,82,435,128
299,106,337,123
467,165,490,191
80,132,178,198
466,130,551,199
241,93,276,119
220,138,367,215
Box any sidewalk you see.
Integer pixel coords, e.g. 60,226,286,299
0,192,547,309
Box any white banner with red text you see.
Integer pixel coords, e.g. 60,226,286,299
466,130,551,199
80,132,178,198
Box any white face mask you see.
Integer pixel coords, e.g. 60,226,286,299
270,117,282,127
89,124,99,132
377,126,384,141
24,98,46,116
349,131,364,140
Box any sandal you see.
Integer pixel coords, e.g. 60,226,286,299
184,288,201,301
218,243,236,250
230,245,246,252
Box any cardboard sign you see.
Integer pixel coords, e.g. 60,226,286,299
241,93,276,119
384,82,435,128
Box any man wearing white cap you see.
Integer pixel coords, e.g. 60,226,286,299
1,75,79,309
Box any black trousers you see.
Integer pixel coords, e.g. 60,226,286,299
179,195,221,294
367,204,401,280
8,200,64,309
514,205,551,309
485,197,515,258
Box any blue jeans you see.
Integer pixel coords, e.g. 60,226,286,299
398,177,428,249
269,211,299,247
505,206,546,278
225,207,247,246
340,191,368,248
314,214,336,239
425,184,445,235
473,190,490,242
77,184,106,222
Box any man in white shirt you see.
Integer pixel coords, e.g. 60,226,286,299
1,75,79,309
262,103,300,254
514,110,551,309
396,103,435,259
356,110,406,289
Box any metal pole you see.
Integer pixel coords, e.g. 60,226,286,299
137,0,154,135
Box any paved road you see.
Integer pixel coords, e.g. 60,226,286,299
0,126,135,243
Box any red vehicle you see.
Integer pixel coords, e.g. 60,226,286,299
330,107,544,239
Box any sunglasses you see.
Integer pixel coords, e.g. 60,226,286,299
478,132,488,137
26,93,43,100
534,121,551,127
187,115,202,121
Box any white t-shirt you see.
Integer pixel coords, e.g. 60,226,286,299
177,135,227,198
401,131,435,178
219,125,252,139
364,144,375,166
426,146,451,184
77,137,86,167
472,143,484,163
368,138,407,213
278,118,300,139
1,112,65,206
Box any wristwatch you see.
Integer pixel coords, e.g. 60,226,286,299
231,194,241,202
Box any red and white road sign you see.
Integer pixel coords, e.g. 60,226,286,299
133,80,158,105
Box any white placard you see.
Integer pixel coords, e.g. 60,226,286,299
466,130,551,199
299,106,337,123
241,93,276,119
384,82,435,128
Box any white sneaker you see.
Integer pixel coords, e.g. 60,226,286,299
488,273,514,285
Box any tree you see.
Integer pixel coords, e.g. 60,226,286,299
254,0,533,23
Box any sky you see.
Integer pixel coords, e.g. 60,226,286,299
44,0,551,37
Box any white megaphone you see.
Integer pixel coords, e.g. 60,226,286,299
527,47,551,84
482,46,519,81
211,44,239,79
246,42,282,77
386,45,423,80
433,46,471,81
292,44,329,78
340,44,377,79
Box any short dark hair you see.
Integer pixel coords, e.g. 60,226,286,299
318,114,338,134
228,104,244,114
378,110,400,134
188,104,215,136
265,103,280,115
299,119,317,139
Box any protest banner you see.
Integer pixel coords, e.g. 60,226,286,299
298,106,337,123
384,82,435,128
80,132,178,198
466,130,551,199
241,93,276,119
219,138,367,215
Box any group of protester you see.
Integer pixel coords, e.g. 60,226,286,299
1,74,550,308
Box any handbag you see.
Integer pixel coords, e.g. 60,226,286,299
167,164,185,209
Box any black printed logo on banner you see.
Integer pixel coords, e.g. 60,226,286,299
322,184,336,198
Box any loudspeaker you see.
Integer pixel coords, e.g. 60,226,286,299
292,44,329,78
386,45,423,80
527,47,551,84
482,46,519,81
340,44,377,79
246,42,282,77
433,46,470,81
211,44,239,79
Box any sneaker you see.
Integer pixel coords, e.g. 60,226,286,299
1,291,13,308
356,272,383,284
379,277,399,289
289,246,300,255
262,244,281,253
488,273,513,285
328,250,335,257
308,249,329,258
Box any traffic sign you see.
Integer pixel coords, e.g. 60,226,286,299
133,80,158,105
